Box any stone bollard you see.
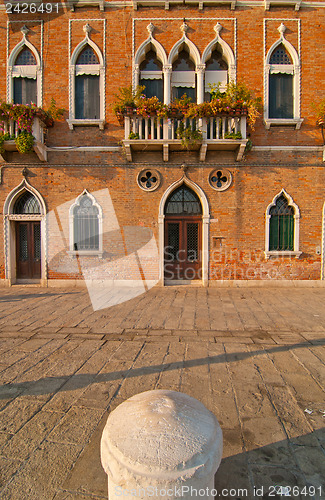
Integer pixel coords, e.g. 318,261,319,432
100,390,223,499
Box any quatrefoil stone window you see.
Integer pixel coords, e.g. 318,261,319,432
209,169,232,192
137,169,161,192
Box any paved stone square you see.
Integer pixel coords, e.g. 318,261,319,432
0,285,324,499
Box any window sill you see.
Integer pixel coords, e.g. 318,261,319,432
68,250,103,258
264,118,303,130
67,119,105,130
264,251,302,259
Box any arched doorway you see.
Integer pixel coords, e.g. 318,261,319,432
4,180,46,285
164,185,202,281
14,192,41,279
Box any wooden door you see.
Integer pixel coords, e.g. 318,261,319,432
164,217,202,280
16,222,41,279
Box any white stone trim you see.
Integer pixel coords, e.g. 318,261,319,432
7,25,43,106
68,21,105,128
264,20,302,128
264,188,300,259
158,175,210,286
3,180,47,285
69,189,103,256
133,18,236,105
202,22,236,90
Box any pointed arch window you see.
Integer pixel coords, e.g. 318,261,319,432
68,27,105,130
13,191,41,215
265,191,301,258
204,47,228,101
12,47,38,105
75,45,100,120
171,48,196,102
268,45,293,119
140,48,163,102
164,185,202,215
69,192,103,255
264,25,302,129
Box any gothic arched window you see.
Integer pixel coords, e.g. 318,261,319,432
71,193,101,252
13,47,38,105
75,45,100,120
268,45,293,119
140,48,163,102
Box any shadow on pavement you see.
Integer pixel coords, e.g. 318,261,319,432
1,339,324,399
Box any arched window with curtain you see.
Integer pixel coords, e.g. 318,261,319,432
268,44,293,119
171,47,196,102
75,45,100,120
269,194,294,251
13,47,37,105
140,47,163,102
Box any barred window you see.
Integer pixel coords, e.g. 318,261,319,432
270,45,292,65
269,195,294,251
76,45,99,65
73,194,99,251
15,48,37,66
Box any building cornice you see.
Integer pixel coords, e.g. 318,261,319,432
2,1,325,10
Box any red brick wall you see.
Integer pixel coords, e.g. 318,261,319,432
0,3,324,282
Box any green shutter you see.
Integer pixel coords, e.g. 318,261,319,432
269,215,279,250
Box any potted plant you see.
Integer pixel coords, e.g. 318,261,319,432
136,96,168,118
209,81,262,129
176,122,203,150
113,85,145,120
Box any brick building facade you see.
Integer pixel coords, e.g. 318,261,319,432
0,0,324,288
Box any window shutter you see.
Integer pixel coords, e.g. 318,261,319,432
280,214,294,250
269,215,279,250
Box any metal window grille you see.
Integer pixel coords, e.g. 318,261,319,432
187,223,198,261
15,48,37,66
76,46,99,65
164,186,202,215
73,195,99,251
270,46,292,65
13,192,41,214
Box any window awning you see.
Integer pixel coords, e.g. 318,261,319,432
76,64,100,76
171,71,195,88
205,70,227,91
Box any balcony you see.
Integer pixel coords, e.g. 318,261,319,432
123,115,248,162
1,118,47,162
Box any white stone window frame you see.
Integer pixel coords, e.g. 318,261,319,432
67,24,105,130
8,30,42,107
167,23,201,104
134,23,167,101
264,23,303,130
201,23,236,98
264,188,301,259
134,22,236,106
69,189,103,257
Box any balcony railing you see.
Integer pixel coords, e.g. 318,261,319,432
123,115,248,161
1,117,47,161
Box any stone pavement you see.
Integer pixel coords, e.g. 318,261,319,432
0,285,324,499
